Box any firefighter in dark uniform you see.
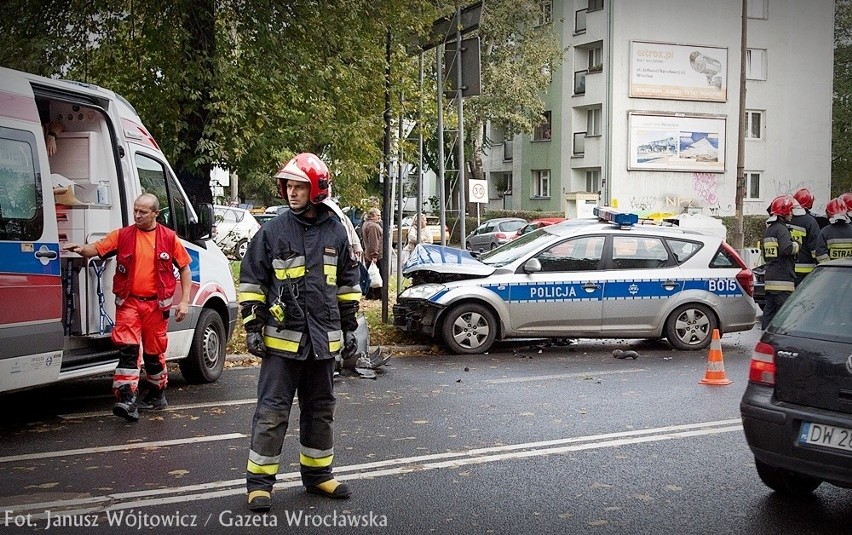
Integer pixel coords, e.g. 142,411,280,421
789,188,829,285
820,197,852,260
762,195,799,329
239,153,362,512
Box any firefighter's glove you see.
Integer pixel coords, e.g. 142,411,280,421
246,331,266,358
342,331,358,358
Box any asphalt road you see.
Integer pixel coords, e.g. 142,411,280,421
0,327,849,534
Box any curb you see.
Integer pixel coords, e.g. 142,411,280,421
225,345,433,362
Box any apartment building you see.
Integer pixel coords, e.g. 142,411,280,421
483,0,834,218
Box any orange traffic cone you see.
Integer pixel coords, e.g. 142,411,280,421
699,329,732,386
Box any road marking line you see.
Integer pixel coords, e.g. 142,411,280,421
57,398,258,419
5,418,743,516
0,433,247,464
485,368,647,383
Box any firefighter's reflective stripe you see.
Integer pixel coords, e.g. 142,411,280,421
763,237,780,259
826,238,852,259
337,285,362,303
323,254,338,285
239,282,267,304
273,256,306,280
794,262,816,274
247,449,280,475
300,444,334,468
264,326,303,353
262,327,344,354
765,280,796,292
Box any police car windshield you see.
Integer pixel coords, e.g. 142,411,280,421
479,229,555,267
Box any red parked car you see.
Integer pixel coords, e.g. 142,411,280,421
511,217,567,240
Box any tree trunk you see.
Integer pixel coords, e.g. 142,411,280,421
174,0,214,205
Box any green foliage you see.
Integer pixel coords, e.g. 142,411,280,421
835,0,852,196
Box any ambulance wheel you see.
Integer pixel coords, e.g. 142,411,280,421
234,239,249,260
664,303,717,351
441,302,497,355
180,309,226,383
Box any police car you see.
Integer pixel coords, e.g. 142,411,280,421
393,208,757,354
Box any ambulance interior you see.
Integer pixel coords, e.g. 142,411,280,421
43,95,122,343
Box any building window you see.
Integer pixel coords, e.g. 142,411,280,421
574,70,586,94
532,170,551,198
586,107,601,136
747,0,767,19
586,169,601,193
747,49,767,80
573,132,586,155
745,110,763,139
536,0,553,26
575,9,587,33
588,0,604,12
746,172,761,199
534,111,552,141
588,46,603,72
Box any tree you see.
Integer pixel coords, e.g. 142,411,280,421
834,0,852,196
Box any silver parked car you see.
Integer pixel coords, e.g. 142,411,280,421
465,217,527,251
395,208,757,354
213,205,261,260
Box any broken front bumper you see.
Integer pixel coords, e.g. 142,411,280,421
393,299,442,336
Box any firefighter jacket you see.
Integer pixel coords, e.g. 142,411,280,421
111,224,178,312
820,221,852,260
762,217,799,293
238,204,361,360
789,212,829,275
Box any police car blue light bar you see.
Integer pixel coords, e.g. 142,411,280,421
593,206,638,226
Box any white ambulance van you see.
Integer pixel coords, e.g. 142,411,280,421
0,67,238,394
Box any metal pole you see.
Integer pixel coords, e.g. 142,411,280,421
456,4,466,243
381,27,392,323
437,45,447,246
417,52,424,246
734,0,747,249
396,94,404,295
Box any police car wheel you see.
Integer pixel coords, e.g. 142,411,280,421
664,303,717,351
441,303,497,355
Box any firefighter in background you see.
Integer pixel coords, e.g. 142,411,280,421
820,197,852,260
762,195,800,329
789,188,829,286
239,153,361,512
63,193,192,421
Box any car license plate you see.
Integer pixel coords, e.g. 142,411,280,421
798,422,852,452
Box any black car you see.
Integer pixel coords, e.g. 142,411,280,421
752,264,764,309
740,258,852,496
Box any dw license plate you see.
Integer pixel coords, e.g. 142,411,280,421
798,422,852,452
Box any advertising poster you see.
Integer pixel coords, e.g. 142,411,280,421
630,41,728,102
628,112,726,172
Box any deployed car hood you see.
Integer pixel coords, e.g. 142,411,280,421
402,244,496,283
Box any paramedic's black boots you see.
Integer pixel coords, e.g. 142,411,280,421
113,385,139,421
138,388,168,411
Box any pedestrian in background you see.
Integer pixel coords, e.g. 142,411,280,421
63,193,191,421
239,153,360,512
402,213,433,265
820,197,852,260
361,207,383,299
761,195,799,329
790,188,829,285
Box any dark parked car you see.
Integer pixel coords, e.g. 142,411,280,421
740,258,852,496
752,264,764,309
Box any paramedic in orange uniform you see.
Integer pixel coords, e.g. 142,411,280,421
63,193,192,421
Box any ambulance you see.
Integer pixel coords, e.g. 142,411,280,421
0,67,238,394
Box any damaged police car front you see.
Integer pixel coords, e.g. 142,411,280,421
393,208,757,354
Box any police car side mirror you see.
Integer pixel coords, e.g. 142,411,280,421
524,258,542,273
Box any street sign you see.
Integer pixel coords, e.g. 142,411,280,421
414,1,483,52
469,179,488,204
444,37,481,97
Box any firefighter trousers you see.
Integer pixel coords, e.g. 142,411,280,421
246,353,337,493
